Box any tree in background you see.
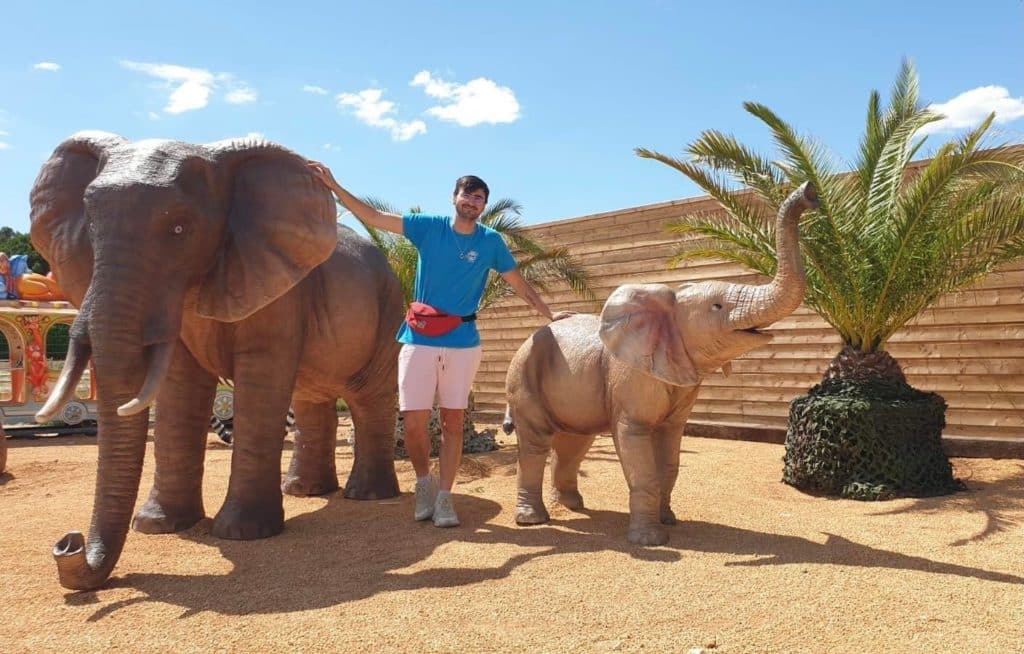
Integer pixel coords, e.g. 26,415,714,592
637,60,1024,499
0,228,48,274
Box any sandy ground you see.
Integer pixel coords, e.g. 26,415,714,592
1,420,1022,654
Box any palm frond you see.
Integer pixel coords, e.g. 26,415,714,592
512,248,595,300
684,130,789,206
481,198,523,223
635,148,773,241
639,61,1024,353
886,58,921,127
664,216,775,274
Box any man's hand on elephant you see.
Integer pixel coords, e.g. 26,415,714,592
551,311,577,322
307,161,341,193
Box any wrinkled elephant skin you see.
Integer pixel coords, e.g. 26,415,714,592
505,184,818,545
30,133,404,590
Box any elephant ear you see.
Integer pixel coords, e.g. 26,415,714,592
29,131,126,307
599,283,698,387
198,139,337,322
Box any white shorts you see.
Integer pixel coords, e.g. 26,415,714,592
398,344,483,411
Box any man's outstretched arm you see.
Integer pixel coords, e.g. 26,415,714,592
500,269,575,322
308,161,404,235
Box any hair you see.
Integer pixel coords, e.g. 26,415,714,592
453,175,489,202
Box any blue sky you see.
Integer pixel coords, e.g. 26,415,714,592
1,1,1023,234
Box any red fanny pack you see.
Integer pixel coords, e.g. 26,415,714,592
405,301,477,337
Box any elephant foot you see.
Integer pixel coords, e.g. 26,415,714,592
282,473,339,497
344,465,400,500
211,500,284,540
515,503,550,525
627,524,669,546
132,497,204,534
660,506,677,526
553,489,585,511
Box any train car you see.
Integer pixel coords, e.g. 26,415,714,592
0,299,97,433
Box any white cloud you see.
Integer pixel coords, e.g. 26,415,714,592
336,88,426,141
148,111,161,121
33,62,61,72
411,71,520,127
920,86,1024,135
322,143,341,151
121,60,258,114
304,85,329,95
225,86,258,104
0,130,8,150
122,61,215,113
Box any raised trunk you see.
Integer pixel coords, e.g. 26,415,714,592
730,182,818,329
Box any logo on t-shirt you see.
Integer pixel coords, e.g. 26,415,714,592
464,250,479,263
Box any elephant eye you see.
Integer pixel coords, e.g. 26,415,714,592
711,303,723,311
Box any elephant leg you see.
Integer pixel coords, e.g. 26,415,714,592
211,352,299,540
344,392,400,500
133,342,217,534
550,433,595,511
282,399,339,497
514,421,553,525
612,419,667,546
655,425,685,526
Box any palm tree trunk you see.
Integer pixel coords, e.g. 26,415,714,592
824,346,906,383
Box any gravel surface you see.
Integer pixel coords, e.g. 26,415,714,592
2,424,1022,653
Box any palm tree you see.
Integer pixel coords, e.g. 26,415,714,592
636,60,1024,499
352,197,595,456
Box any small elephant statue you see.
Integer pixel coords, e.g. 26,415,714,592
31,132,406,590
505,183,818,545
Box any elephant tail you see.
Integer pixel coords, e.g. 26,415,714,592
501,405,515,435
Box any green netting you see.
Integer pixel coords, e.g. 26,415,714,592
783,377,964,500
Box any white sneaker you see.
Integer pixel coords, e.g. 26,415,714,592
432,493,460,528
414,476,439,521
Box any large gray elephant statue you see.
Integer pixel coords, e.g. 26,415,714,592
504,183,818,546
31,132,405,590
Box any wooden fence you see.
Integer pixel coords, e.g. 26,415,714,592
474,193,1024,452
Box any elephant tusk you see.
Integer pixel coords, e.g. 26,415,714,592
116,341,174,416
37,337,92,423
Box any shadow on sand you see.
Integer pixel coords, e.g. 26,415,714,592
65,478,1024,620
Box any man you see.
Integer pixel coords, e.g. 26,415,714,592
308,162,567,528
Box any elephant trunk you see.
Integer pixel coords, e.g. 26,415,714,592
730,182,819,329
51,267,179,590
53,375,150,590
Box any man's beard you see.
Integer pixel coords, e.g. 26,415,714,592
455,206,481,222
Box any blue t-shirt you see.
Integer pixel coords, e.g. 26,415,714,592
397,213,517,347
